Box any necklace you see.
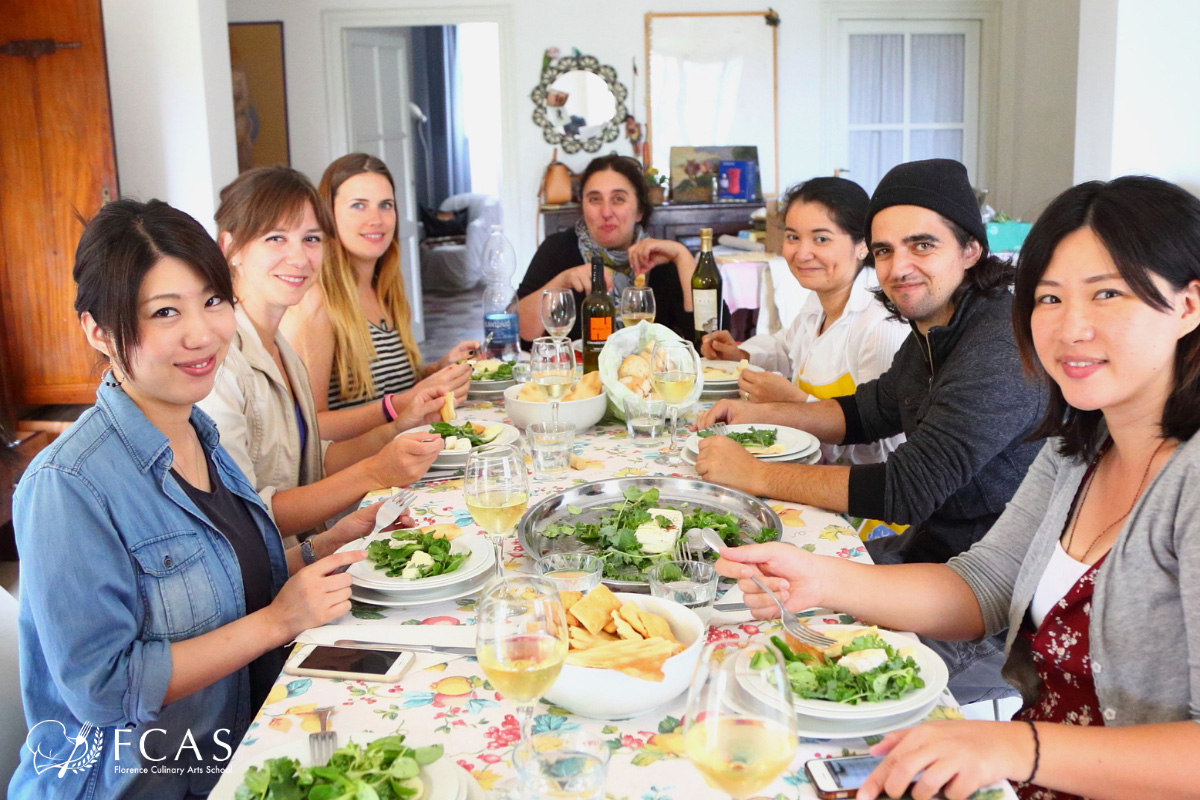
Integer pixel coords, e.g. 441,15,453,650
1065,438,1169,563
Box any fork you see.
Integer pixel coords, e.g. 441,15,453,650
694,527,835,649
332,489,416,574
712,421,729,437
309,706,337,766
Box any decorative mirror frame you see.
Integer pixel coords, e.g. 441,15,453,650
530,54,629,154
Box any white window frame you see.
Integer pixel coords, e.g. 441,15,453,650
821,0,1006,193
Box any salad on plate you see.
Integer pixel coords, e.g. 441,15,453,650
470,359,513,381
366,530,466,579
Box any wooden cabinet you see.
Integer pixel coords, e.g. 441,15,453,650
542,202,765,251
0,0,118,406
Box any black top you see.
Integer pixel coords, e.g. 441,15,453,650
517,230,692,347
172,449,286,711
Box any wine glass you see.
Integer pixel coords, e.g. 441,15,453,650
464,444,529,577
475,575,569,741
541,287,576,338
530,336,576,425
619,283,656,329
651,339,699,465
682,642,798,798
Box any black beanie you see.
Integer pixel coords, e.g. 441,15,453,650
864,159,987,249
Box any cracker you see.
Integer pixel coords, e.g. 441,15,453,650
518,382,549,403
617,603,650,638
559,590,583,613
611,609,644,641
638,609,676,643
565,637,677,682
569,584,623,635
439,392,455,423
419,523,461,540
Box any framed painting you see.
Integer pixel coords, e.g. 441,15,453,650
228,21,291,171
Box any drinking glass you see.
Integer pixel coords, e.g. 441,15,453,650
475,575,569,741
514,730,611,799
623,396,666,447
527,421,575,478
648,560,719,626
682,642,798,798
464,444,529,577
541,288,577,338
534,552,603,593
531,336,576,425
619,284,656,328
651,340,699,465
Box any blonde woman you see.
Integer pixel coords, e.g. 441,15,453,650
281,153,474,442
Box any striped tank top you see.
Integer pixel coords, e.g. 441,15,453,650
327,320,416,409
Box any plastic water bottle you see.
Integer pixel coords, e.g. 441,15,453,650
481,225,519,361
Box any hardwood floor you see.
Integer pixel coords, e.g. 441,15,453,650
419,284,485,364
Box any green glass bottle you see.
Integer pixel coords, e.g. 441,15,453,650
691,227,722,349
581,256,614,373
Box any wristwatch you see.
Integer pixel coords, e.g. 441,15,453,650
300,537,318,566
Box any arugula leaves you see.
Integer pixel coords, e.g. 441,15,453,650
697,426,779,448
429,421,486,447
236,736,443,800
472,361,513,381
766,634,925,705
365,531,466,579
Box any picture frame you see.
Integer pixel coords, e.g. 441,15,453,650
228,21,291,171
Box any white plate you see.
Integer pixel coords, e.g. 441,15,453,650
346,535,492,592
700,359,745,385
686,424,821,460
735,627,949,721
350,568,493,607
234,738,467,800
467,378,514,399
406,422,520,468
680,447,820,467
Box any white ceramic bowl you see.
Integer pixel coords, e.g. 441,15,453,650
543,593,705,720
502,384,608,431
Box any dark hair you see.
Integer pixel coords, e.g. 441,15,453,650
216,166,333,258
777,177,870,243
73,199,233,377
1013,175,1200,460
873,212,1015,319
580,154,652,225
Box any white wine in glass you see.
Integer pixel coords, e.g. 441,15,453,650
464,444,529,577
683,642,797,799
651,339,699,466
531,336,576,425
476,576,569,741
619,279,656,329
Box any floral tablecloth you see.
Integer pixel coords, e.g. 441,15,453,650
209,399,1015,800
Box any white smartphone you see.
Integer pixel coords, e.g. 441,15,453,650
283,645,414,683
805,754,888,799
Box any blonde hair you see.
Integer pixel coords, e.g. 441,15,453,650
319,153,424,402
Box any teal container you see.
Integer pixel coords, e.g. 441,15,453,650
987,221,1033,253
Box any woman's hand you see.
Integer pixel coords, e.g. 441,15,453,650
739,369,806,404
628,238,685,276
313,504,376,555
417,362,472,404
367,431,443,488
700,330,748,361
268,548,365,638
390,381,452,431
694,435,765,496
713,541,831,616
430,340,480,373
554,263,613,295
857,721,1036,800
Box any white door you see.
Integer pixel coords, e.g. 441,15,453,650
343,28,424,341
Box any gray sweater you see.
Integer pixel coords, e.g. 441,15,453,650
948,434,1200,726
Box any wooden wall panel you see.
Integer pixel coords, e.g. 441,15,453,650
0,0,117,405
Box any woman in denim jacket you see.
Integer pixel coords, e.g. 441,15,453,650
9,200,384,799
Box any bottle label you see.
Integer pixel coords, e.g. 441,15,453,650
484,313,518,343
587,316,613,343
693,290,719,332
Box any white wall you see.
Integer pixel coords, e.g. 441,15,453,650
102,0,238,233
1073,0,1119,184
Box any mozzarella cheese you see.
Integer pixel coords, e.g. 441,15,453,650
399,549,435,580
635,508,684,555
838,648,888,675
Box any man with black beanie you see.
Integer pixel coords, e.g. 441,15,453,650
698,158,1047,704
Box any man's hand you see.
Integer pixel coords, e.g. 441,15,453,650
698,398,761,429
694,435,764,495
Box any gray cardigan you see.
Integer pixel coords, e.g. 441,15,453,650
948,434,1200,726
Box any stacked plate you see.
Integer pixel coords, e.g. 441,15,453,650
406,422,521,470
732,626,950,740
340,534,495,608
681,423,822,467
699,358,752,400
466,376,514,400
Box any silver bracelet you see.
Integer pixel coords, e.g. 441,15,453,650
300,538,318,566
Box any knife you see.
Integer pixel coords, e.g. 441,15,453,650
333,639,475,656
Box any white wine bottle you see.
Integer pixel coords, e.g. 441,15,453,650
691,227,722,349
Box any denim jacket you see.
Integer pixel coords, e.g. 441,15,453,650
9,382,288,800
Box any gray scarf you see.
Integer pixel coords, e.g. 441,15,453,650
575,218,645,297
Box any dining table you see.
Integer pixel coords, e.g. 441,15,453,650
208,394,1017,800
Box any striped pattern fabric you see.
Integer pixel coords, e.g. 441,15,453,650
327,321,416,409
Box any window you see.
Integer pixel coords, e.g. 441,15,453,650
834,19,981,194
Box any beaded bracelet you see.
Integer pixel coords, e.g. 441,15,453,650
382,393,398,422
1024,720,1041,784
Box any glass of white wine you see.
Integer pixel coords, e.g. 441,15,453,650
464,444,529,577
619,283,656,329
531,336,576,425
541,287,577,338
651,339,699,465
475,575,569,741
683,642,798,799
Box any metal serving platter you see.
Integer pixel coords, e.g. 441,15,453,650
517,476,783,592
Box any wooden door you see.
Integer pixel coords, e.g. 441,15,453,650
0,0,117,406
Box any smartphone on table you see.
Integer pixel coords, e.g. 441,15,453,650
805,754,894,799
284,645,414,683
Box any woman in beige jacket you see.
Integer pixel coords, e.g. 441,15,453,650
199,167,445,537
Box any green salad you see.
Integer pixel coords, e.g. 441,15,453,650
236,735,443,800
366,531,466,579
471,360,513,381
752,633,924,705
540,485,777,579
697,426,779,448
430,421,495,448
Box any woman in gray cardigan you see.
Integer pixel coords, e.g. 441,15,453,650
716,176,1200,800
